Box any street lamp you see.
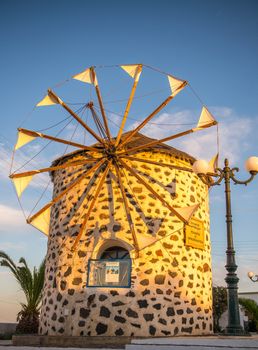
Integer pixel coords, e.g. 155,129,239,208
248,271,258,282
193,156,258,335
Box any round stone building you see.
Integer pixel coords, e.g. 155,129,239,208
39,133,213,337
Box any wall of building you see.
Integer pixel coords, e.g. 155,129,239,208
0,323,17,335
239,292,258,304
39,149,213,337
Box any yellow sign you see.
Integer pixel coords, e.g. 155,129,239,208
185,217,204,250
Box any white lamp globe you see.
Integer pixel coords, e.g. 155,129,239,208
248,271,254,278
192,160,209,175
245,157,258,173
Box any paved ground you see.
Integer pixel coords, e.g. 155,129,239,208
1,335,258,349
128,335,258,349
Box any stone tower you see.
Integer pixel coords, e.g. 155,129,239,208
39,133,213,337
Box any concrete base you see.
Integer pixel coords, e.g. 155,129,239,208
12,335,132,348
11,335,258,350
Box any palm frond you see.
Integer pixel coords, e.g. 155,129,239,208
0,251,46,321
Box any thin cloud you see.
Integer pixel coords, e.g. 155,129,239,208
0,241,26,251
177,115,252,164
129,106,254,164
0,142,52,192
132,110,195,139
0,204,27,230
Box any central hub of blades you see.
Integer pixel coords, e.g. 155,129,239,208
86,101,94,108
105,145,118,162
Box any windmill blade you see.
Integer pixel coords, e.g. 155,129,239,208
121,156,193,173
37,93,62,106
193,107,217,131
207,153,219,174
30,207,51,235
88,104,109,143
118,109,217,156
113,163,140,254
115,64,143,147
16,128,100,152
89,67,112,142
73,67,111,142
47,89,105,145
167,75,187,97
11,175,34,198
137,235,159,250
10,159,98,179
120,64,142,79
71,161,111,251
119,158,199,223
110,169,160,235
73,67,96,84
10,159,97,197
27,159,105,233
15,129,37,150
118,80,187,150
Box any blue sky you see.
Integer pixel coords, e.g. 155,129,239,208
0,0,258,322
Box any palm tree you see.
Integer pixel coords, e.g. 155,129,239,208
0,251,45,334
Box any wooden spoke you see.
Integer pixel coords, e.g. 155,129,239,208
71,161,111,251
119,158,188,223
88,104,109,143
115,65,143,147
117,81,187,149
18,128,101,152
48,89,105,145
10,159,98,179
27,159,105,225
113,163,139,254
90,67,111,142
118,122,216,156
121,156,193,173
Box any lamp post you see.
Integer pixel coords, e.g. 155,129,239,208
247,271,258,282
193,156,258,335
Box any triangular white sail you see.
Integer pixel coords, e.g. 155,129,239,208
37,94,60,107
137,235,158,250
29,207,51,236
12,175,33,198
208,153,219,174
194,107,217,130
120,64,142,81
175,203,199,223
167,75,186,97
15,130,36,150
73,68,98,86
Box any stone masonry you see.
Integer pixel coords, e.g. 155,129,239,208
39,135,213,337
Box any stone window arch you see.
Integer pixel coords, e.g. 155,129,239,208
100,246,130,260
87,243,132,288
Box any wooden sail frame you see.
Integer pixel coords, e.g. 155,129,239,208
71,161,111,251
89,67,112,142
12,64,218,255
16,128,100,152
113,162,140,254
119,158,188,223
115,64,143,147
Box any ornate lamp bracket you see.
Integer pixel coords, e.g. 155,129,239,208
230,167,257,186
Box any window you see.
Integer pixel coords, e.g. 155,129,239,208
87,246,131,288
100,246,130,259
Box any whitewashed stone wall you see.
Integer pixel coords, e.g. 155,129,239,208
39,147,213,337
